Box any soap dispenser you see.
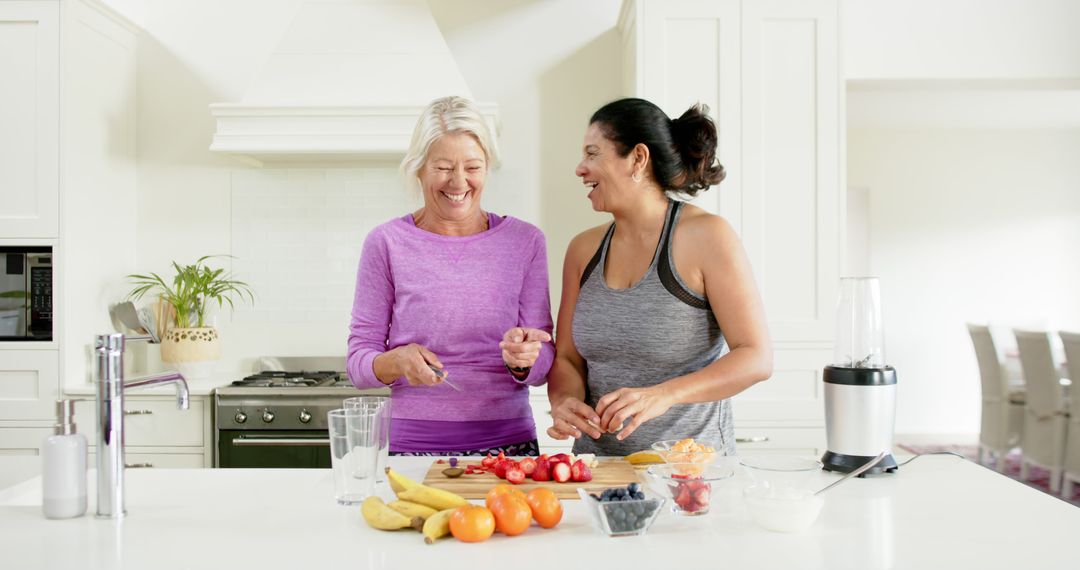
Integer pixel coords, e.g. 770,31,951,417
42,399,87,519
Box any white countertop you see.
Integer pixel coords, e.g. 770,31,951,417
1,456,1078,569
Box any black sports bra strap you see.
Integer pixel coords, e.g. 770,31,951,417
658,201,710,310
579,224,616,289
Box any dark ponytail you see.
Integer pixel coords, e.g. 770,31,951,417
589,98,725,197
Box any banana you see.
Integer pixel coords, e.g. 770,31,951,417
385,467,420,496
387,499,438,521
422,508,458,544
398,484,469,511
361,496,424,531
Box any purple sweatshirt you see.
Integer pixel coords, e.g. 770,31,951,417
347,213,554,452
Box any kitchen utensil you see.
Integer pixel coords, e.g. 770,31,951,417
136,307,159,343
421,458,639,499
114,301,148,335
814,451,888,496
822,277,899,475
429,365,461,392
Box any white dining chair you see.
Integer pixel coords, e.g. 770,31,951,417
1014,329,1068,493
1058,331,1080,497
968,324,1024,471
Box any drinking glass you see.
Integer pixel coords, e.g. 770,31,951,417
327,408,378,505
343,396,391,482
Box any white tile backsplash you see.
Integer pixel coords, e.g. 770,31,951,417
231,168,414,325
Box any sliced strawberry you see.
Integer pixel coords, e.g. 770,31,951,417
570,460,593,482
538,454,549,462
494,460,510,479
532,459,552,482
436,459,446,464
518,457,537,477
552,461,572,483
506,467,526,485
549,453,570,465
692,486,711,507
497,451,506,462
481,454,497,468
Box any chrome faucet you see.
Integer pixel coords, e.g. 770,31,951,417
95,333,189,519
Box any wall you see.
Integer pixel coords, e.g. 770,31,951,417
847,128,1080,435
842,0,1080,80
103,0,621,379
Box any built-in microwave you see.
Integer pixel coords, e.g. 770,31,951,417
0,246,52,341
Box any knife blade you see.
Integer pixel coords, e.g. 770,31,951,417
429,365,461,392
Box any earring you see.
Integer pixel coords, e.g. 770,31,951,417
632,171,642,183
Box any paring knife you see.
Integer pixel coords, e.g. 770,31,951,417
429,365,461,392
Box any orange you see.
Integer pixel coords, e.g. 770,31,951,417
485,484,527,510
525,487,563,529
489,494,532,536
449,505,495,543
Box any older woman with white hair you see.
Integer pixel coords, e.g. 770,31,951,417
347,96,554,456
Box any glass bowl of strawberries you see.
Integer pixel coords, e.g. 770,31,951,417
644,463,734,516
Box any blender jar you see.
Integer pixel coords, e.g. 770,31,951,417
833,277,885,368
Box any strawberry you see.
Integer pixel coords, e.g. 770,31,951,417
497,451,506,462
552,461,572,483
538,454,549,462
532,459,552,481
506,467,526,485
549,453,570,465
494,459,511,479
570,459,593,482
692,486,711,507
518,457,537,477
481,454,497,468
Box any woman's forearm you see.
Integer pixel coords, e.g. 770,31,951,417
547,356,587,407
658,343,773,405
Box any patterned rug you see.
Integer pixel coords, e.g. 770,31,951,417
898,444,1080,508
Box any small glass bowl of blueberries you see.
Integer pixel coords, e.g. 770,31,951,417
577,482,665,537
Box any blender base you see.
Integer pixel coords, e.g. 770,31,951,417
821,450,898,476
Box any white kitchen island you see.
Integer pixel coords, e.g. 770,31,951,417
1,455,1077,569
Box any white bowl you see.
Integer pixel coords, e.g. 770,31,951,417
739,455,823,491
743,484,824,533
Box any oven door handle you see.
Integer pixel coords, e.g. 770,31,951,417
232,436,330,446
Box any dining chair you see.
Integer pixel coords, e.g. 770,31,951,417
968,324,1024,471
1058,331,1080,498
1014,329,1068,492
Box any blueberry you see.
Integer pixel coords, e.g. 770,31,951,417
634,492,645,500
628,482,640,495
616,488,627,498
633,503,645,516
601,489,613,501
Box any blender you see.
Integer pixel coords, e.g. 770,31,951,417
821,277,898,475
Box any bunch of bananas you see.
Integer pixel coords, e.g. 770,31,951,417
360,467,469,544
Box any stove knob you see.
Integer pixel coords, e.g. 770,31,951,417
298,409,312,424
234,412,247,424
262,410,275,423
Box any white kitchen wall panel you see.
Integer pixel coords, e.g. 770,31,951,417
0,1,59,238
620,0,841,449
230,168,414,326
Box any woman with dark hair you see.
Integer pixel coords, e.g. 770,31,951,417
546,98,772,456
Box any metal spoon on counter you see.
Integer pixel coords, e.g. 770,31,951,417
814,451,889,496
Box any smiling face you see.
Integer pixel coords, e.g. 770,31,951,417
574,122,635,212
418,132,488,223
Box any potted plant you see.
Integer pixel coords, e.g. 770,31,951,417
126,256,254,366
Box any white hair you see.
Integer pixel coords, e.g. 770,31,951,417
400,96,500,194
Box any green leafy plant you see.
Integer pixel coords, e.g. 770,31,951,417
126,255,254,329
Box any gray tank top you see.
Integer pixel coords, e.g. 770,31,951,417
571,200,735,456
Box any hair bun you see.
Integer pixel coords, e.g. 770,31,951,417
670,104,725,193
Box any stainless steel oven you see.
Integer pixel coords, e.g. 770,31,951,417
213,364,389,468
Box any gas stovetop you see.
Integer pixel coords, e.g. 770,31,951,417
229,370,349,388
214,364,389,430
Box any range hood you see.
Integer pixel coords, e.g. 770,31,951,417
210,0,499,166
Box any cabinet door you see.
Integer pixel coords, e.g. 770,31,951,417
0,1,59,238
75,396,207,448
741,0,840,343
0,349,59,420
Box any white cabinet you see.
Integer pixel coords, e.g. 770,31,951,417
75,396,213,469
530,389,573,454
620,0,841,451
0,1,59,239
0,0,140,485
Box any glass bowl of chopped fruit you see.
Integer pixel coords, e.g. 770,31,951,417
645,463,735,516
578,484,665,537
651,438,726,476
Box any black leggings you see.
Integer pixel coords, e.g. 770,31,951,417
389,438,540,457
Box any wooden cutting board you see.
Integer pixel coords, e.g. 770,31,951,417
422,459,640,499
